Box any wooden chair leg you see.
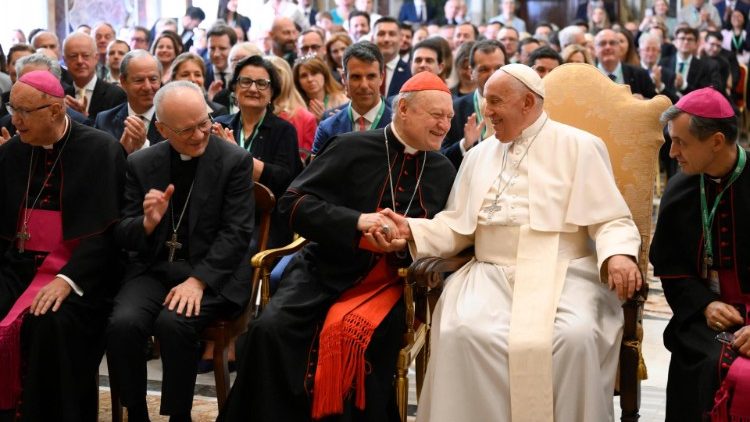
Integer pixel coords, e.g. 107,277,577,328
213,334,231,410
415,340,428,399
396,363,408,422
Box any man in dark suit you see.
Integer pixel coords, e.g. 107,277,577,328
595,29,656,98
374,17,412,98
0,53,88,142
106,81,254,422
659,27,721,97
180,6,206,52
638,32,679,103
703,31,741,100
95,51,165,155
62,32,126,121
203,24,237,92
442,40,507,169
398,0,438,24
313,42,392,154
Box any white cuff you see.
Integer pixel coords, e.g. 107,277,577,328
56,273,84,296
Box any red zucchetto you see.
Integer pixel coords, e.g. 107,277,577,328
17,70,65,98
675,87,735,119
399,71,451,95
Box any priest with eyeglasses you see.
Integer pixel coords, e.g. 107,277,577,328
0,70,125,421
106,81,255,422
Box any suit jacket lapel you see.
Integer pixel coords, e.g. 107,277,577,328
113,103,128,140
147,115,164,143
188,137,221,235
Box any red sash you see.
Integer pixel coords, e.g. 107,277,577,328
311,238,403,419
0,210,77,409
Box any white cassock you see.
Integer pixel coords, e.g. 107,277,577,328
409,112,641,422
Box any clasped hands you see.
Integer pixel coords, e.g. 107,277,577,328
358,208,411,253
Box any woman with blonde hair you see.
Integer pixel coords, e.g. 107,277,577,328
561,43,595,64
150,30,183,84
325,33,353,82
293,55,349,121
170,52,229,117
266,55,318,152
589,6,611,34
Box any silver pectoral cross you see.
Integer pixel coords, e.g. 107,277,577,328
165,232,182,263
16,226,30,253
482,204,503,219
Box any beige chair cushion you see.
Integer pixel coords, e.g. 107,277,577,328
543,63,672,271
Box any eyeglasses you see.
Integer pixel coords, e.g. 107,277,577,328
676,37,696,42
161,115,214,139
300,44,322,53
236,77,271,90
597,40,620,47
5,103,54,118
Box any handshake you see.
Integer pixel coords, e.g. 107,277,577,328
357,208,412,253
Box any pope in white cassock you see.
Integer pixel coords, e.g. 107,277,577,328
376,64,643,421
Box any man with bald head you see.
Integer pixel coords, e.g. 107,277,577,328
30,31,60,58
218,71,456,422
381,64,642,422
107,81,254,422
595,29,656,98
95,50,165,154
271,16,300,66
62,32,126,120
0,70,124,421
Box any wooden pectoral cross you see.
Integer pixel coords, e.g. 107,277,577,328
16,228,30,253
166,232,182,263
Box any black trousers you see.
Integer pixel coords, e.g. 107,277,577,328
1,256,107,422
218,256,403,422
106,262,239,416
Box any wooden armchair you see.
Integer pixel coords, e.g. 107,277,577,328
403,64,671,421
250,239,429,422
109,182,275,422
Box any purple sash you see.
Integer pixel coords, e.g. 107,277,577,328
0,209,77,409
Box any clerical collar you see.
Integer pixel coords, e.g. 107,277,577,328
351,98,384,124
388,123,419,155
127,103,155,123
41,116,71,150
512,111,548,146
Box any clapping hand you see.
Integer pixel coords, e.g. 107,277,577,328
0,127,11,146
207,80,223,101
120,115,148,154
308,99,325,121
211,122,235,144
143,184,174,235
64,95,88,116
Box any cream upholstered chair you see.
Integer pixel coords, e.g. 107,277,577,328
405,63,671,421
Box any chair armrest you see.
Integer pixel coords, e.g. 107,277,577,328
251,237,309,270
399,249,474,289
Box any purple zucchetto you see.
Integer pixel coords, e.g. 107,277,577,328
17,70,65,98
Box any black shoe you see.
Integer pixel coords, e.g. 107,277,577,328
196,358,213,374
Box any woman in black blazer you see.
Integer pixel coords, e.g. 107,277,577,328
214,55,303,249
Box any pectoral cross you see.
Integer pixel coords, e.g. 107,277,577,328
16,226,30,253
165,232,182,263
482,204,503,219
